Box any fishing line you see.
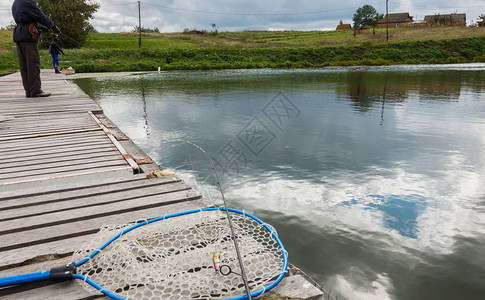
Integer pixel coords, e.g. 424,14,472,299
185,141,253,300
56,32,84,48
42,29,108,70
40,26,98,60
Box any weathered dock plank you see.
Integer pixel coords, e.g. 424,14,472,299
0,173,153,200
0,142,116,159
0,150,121,170
0,112,139,187
0,198,207,270
0,180,192,231
0,71,101,114
0,112,101,139
0,190,201,252
1,279,96,300
0,160,129,181
0,131,110,150
0,175,179,208
0,154,125,175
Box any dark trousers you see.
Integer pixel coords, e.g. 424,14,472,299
16,42,42,96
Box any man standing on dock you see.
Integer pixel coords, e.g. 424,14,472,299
12,0,59,97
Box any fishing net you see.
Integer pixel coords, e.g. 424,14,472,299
73,209,287,299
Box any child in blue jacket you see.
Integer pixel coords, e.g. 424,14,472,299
49,38,64,73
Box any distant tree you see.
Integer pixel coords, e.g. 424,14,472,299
1,21,16,31
37,0,99,49
478,14,485,27
87,24,98,33
132,26,160,33
182,28,207,34
210,23,218,35
352,5,383,29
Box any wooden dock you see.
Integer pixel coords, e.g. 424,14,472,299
0,70,323,299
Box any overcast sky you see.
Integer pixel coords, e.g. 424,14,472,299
1,0,484,32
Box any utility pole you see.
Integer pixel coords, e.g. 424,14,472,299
386,0,389,41
138,1,142,49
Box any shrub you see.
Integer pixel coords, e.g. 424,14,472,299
473,55,485,62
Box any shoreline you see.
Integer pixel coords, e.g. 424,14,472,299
4,62,485,79
67,37,485,73
1,33,484,74
66,62,485,78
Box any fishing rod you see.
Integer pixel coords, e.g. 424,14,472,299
40,25,97,52
55,33,97,52
56,32,84,48
185,141,253,300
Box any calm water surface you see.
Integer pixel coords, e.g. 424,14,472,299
75,64,485,299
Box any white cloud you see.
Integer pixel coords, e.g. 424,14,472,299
331,272,394,300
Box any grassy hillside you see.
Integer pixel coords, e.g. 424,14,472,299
84,27,485,49
1,26,485,74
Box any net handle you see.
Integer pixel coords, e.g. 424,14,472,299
0,263,76,288
0,271,50,287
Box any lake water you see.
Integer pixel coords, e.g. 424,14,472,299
75,64,485,300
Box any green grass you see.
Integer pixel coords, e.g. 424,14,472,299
0,30,15,51
1,26,485,74
81,29,372,49
85,32,196,49
0,29,18,75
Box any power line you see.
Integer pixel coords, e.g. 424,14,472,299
142,1,386,16
103,2,138,7
389,2,485,9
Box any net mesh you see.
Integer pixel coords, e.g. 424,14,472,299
73,210,286,299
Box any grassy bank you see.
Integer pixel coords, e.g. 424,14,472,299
1,27,485,73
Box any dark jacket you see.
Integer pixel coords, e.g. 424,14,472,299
49,41,64,55
12,0,55,43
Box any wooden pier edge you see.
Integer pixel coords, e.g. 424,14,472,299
0,70,324,300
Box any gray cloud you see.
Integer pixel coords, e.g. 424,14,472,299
1,0,484,32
